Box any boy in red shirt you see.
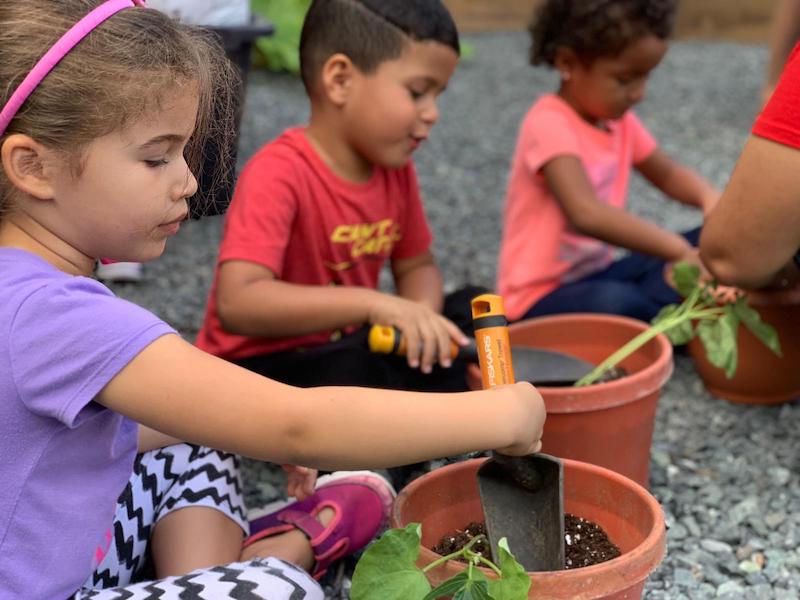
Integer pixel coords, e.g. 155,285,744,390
197,0,478,394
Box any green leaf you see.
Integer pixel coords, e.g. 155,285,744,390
663,317,695,345
453,566,492,600
696,309,739,378
487,538,531,600
250,0,312,74
423,572,469,600
732,297,782,357
672,262,701,298
351,524,432,600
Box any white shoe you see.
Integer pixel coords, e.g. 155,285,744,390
95,261,143,283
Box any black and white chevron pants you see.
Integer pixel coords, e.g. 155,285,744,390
73,444,322,599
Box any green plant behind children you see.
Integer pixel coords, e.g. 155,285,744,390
251,0,311,73
351,523,530,600
576,262,782,386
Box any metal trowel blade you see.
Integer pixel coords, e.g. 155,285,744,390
477,453,565,572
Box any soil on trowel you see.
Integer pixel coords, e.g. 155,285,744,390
432,514,621,570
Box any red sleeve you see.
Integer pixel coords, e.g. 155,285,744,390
217,148,298,277
753,43,800,149
391,161,433,260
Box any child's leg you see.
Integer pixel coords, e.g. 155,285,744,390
73,558,323,600
84,444,249,588
522,279,661,322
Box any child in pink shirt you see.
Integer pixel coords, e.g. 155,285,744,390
498,0,719,322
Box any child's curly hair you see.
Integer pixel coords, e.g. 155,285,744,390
529,0,678,66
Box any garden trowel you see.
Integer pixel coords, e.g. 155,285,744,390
471,293,566,572
367,325,594,386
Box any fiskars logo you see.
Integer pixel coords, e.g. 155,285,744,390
483,334,496,387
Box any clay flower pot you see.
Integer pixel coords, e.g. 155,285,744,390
687,287,800,405
392,458,666,600
467,314,673,487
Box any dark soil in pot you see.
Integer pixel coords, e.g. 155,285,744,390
432,515,621,570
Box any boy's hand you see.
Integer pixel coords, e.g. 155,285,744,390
492,383,546,456
282,464,318,500
368,293,469,374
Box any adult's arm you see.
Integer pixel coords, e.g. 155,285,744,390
699,135,800,288
763,0,800,105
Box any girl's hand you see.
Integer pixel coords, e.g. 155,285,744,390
283,464,318,500
492,383,546,457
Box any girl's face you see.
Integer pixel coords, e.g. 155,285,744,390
558,34,668,124
48,88,199,266
343,40,459,171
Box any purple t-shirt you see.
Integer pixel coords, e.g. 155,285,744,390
0,248,175,598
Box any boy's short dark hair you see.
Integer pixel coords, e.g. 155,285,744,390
299,0,460,94
529,0,677,66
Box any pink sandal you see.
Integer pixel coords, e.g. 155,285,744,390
243,471,395,580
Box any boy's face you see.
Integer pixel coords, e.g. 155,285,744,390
565,34,668,122
344,40,459,169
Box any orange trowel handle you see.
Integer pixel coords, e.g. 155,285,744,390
470,294,515,388
368,324,462,360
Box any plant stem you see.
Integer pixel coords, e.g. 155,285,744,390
423,536,484,573
469,552,503,577
574,320,672,387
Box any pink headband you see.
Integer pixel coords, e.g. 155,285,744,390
0,0,147,137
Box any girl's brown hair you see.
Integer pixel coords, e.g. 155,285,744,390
0,0,240,217
529,0,677,66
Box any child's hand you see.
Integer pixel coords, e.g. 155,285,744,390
492,383,546,457
664,247,712,291
282,464,318,500
368,294,469,374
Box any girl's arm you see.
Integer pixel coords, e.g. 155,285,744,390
635,149,719,215
97,335,544,470
138,425,183,453
543,155,693,261
700,135,800,289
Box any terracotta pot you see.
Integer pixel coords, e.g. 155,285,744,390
392,458,666,600
687,288,800,405
467,314,673,488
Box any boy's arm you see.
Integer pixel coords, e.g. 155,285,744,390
542,155,694,261
98,335,545,470
392,250,444,312
216,260,381,337
636,149,719,215
700,135,800,289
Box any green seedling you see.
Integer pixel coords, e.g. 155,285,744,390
351,523,531,600
575,262,782,387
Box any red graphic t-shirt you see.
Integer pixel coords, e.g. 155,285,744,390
196,128,432,359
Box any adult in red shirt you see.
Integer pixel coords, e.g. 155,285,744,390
700,44,800,293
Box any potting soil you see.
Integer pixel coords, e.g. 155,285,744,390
432,515,621,569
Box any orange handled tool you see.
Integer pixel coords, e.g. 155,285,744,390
471,293,566,572
368,324,476,361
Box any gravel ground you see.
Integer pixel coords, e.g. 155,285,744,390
106,35,800,599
